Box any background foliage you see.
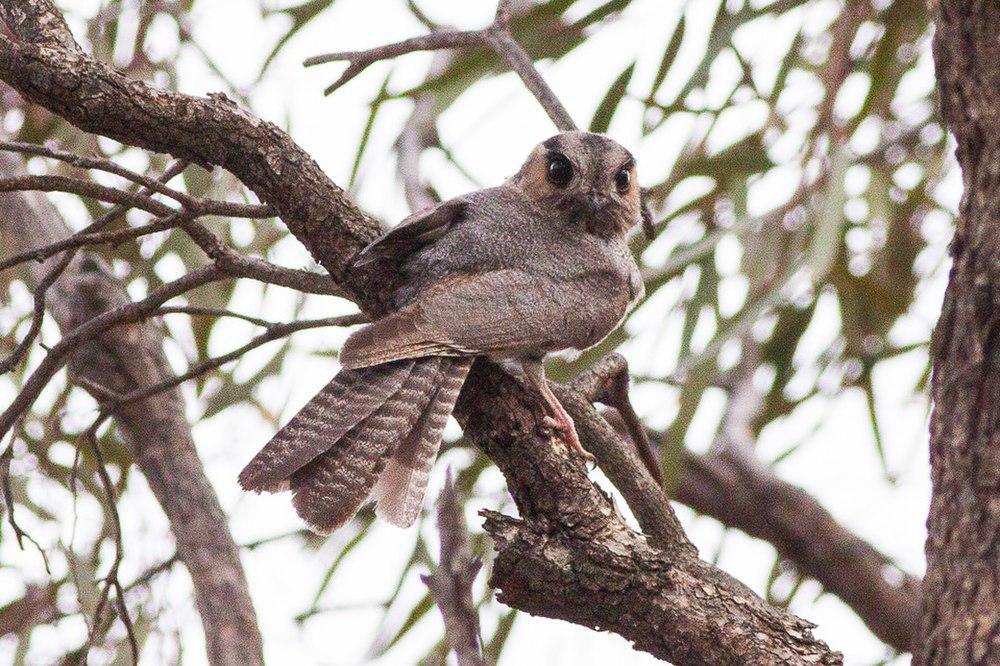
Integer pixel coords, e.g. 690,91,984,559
1,0,951,663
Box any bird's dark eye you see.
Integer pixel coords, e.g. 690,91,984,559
546,154,573,188
615,167,631,194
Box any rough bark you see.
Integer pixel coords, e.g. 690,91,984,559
0,2,846,662
0,152,265,666
917,3,1000,664
465,364,840,664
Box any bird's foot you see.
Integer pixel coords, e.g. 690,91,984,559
543,414,596,467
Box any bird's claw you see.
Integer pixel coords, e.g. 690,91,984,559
543,415,596,468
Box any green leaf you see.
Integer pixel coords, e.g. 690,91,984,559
259,0,339,80
590,62,635,134
646,16,686,104
861,364,894,482
806,149,849,279
369,593,435,658
483,609,518,664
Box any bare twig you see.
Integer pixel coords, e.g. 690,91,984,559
483,33,574,130
0,139,274,218
0,247,75,375
112,580,139,665
306,30,483,94
305,0,576,131
154,305,274,328
179,220,351,298
423,470,485,666
0,440,51,571
0,264,226,443
0,173,177,216
570,353,662,486
77,412,138,664
0,212,187,274
95,312,365,408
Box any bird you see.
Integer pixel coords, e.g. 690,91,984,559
239,130,649,534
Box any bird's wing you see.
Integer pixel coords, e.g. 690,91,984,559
352,197,468,267
340,269,576,369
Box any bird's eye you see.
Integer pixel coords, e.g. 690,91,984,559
615,167,631,194
546,155,573,188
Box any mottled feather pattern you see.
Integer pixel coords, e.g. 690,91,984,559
289,357,443,534
238,361,413,493
374,357,472,527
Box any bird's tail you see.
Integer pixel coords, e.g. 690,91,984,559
372,357,471,526
238,356,471,534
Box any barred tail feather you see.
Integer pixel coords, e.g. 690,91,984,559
373,460,430,528
238,361,414,493
374,357,472,527
290,357,443,534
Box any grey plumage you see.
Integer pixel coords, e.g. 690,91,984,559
238,362,414,492
241,131,646,533
289,358,442,533
373,357,472,527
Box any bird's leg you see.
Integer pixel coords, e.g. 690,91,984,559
519,357,595,465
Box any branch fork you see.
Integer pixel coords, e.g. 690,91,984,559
304,0,576,131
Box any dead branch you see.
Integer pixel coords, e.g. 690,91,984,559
423,471,486,666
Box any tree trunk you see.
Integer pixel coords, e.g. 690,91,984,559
919,3,1000,663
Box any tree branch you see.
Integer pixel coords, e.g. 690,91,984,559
304,0,576,131
0,2,846,662
675,445,920,653
423,471,485,666
916,3,1000,663
0,154,265,664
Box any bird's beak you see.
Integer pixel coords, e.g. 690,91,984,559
585,191,611,216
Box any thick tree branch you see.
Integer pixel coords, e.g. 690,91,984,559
460,362,840,664
0,2,844,662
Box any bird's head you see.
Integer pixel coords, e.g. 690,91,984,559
511,131,653,239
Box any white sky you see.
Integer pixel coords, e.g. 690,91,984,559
0,0,954,664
